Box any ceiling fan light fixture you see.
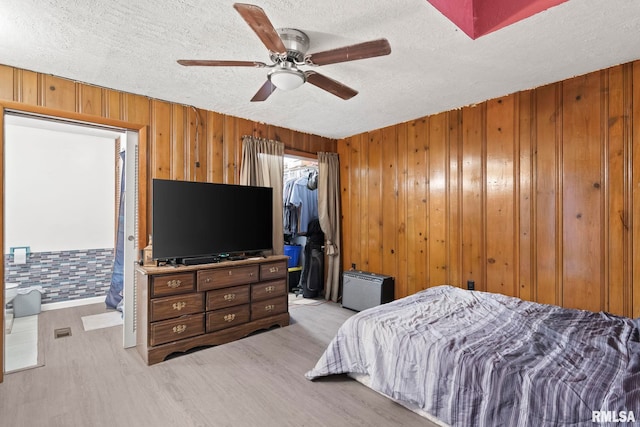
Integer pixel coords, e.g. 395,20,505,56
268,66,306,90
178,4,392,102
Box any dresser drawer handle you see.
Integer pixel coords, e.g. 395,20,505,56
223,293,236,301
265,285,276,293
167,279,182,288
224,313,236,322
265,304,275,312
205,277,211,283
172,324,187,334
172,302,187,311
269,266,279,273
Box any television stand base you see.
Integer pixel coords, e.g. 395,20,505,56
182,255,220,266
156,259,181,267
245,251,267,258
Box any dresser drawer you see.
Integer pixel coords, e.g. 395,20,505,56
150,293,204,322
260,261,287,281
151,272,196,297
251,279,287,302
206,285,250,311
149,313,204,347
251,296,288,321
197,265,259,291
206,305,250,332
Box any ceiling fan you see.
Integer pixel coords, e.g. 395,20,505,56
177,3,392,102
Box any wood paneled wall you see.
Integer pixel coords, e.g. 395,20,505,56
339,60,640,317
0,65,336,383
0,64,336,245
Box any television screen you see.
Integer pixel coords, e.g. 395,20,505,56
152,179,273,261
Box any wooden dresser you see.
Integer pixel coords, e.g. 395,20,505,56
135,255,289,365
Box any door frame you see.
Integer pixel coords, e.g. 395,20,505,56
0,101,148,383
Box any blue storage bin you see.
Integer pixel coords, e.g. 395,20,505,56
284,244,302,267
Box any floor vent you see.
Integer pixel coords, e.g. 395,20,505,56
54,327,72,339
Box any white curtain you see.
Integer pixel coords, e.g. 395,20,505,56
239,136,284,255
317,152,341,302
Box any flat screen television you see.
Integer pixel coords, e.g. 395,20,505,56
152,178,273,263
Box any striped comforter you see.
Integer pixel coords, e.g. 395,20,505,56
306,286,640,427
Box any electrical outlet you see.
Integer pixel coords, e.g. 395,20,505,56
467,280,475,291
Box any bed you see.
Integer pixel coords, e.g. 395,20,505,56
305,285,640,426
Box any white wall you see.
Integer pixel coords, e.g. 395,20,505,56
4,121,117,253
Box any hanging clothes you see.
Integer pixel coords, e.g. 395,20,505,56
289,173,318,234
283,167,319,236
298,217,324,298
283,177,298,237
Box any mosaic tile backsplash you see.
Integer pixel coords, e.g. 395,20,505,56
5,248,114,305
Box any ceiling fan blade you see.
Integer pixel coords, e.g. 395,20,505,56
306,38,391,66
177,60,268,67
251,80,277,102
305,71,358,100
233,3,287,55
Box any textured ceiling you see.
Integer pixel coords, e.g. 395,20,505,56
0,0,639,139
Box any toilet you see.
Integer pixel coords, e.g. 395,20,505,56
5,282,19,306
5,283,19,333
5,283,44,314
8,285,44,318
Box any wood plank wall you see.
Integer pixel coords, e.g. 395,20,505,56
1,61,639,319
339,60,640,317
0,64,336,246
0,65,336,384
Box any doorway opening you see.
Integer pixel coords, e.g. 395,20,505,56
3,112,138,374
283,154,323,300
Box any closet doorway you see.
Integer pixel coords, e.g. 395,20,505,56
283,155,322,298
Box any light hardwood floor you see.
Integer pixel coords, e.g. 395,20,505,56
0,298,438,427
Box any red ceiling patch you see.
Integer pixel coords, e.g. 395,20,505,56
427,0,568,39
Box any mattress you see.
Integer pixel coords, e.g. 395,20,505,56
306,285,640,426
348,372,450,427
